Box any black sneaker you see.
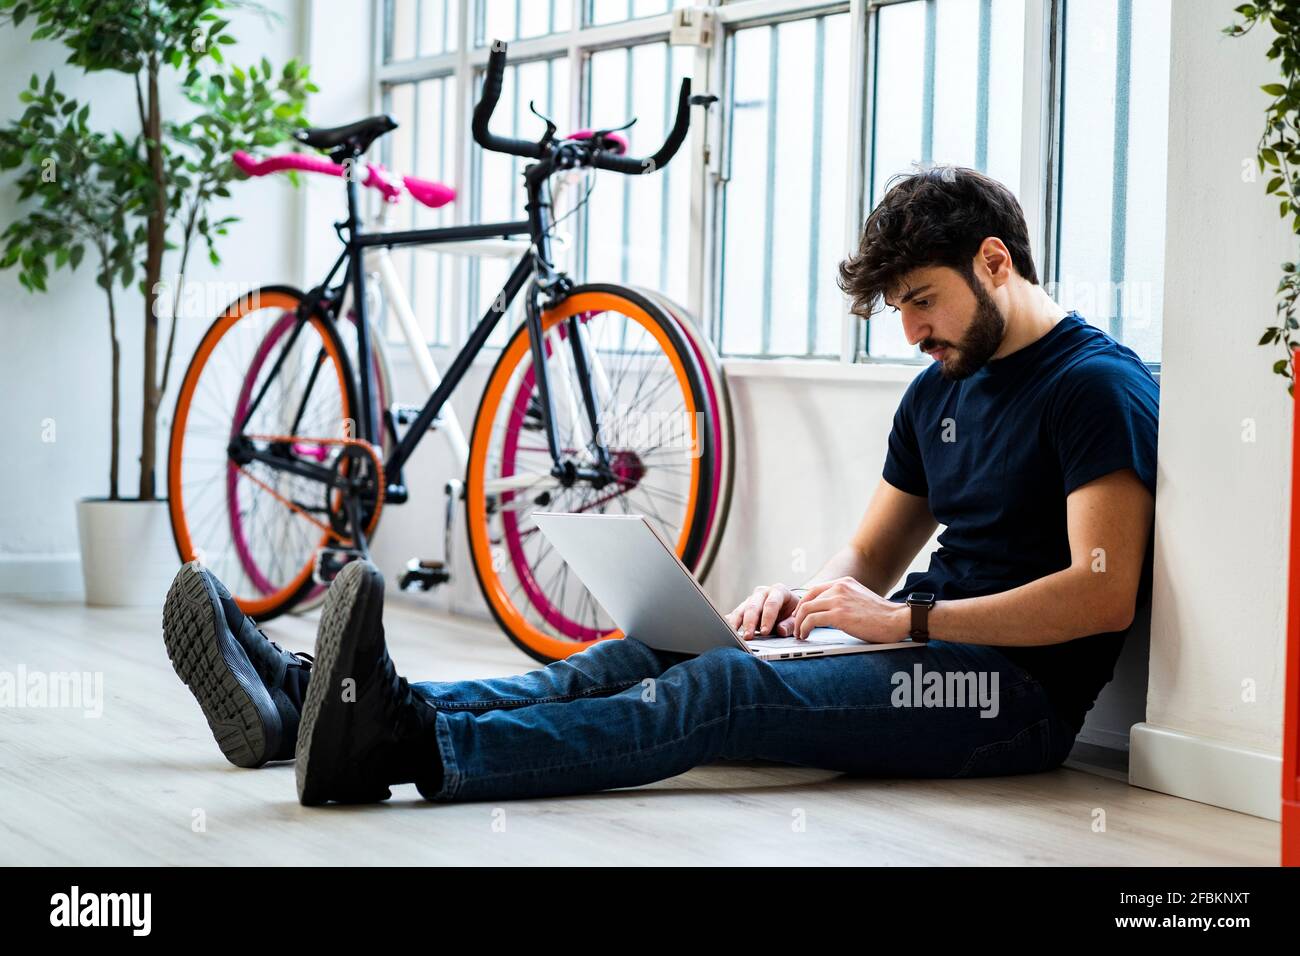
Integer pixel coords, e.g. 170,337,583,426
296,560,441,806
162,563,312,768
208,573,314,757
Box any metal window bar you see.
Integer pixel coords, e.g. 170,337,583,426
714,25,739,355
1109,0,1132,343
921,0,935,164
759,24,779,356
621,49,634,287
976,0,991,169
806,15,826,357
659,47,674,295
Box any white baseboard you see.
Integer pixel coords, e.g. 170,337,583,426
1129,722,1282,822
0,553,82,597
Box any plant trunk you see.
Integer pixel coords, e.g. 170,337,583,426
159,201,198,401
107,285,121,502
140,59,165,501
107,295,119,504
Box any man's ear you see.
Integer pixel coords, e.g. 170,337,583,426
976,237,1012,288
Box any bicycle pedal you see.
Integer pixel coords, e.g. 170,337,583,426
399,557,451,591
314,547,364,585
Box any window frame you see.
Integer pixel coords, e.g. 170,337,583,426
370,0,1163,376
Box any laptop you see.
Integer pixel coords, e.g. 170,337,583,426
531,512,927,661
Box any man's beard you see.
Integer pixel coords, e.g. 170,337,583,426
922,279,1006,380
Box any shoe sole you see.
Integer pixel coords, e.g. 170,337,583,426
162,564,282,769
295,560,385,806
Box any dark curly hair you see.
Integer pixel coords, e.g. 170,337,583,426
837,166,1038,319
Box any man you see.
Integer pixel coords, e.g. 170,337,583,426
162,165,1158,805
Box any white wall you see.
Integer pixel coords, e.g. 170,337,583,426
1146,1,1293,755
0,1,309,590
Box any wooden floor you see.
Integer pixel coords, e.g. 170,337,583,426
0,592,1279,866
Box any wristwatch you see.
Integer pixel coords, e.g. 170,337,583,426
905,592,936,643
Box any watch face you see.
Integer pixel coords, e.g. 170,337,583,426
907,592,935,607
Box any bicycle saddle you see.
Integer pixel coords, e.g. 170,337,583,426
296,115,398,160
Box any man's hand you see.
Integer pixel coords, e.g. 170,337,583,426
791,576,910,643
724,583,802,639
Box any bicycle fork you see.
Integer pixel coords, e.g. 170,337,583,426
524,281,621,490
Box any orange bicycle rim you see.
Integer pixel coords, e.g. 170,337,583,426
466,290,703,660
168,290,354,617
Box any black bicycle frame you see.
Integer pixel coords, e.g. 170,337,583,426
236,160,617,540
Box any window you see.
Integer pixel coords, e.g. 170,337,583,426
864,0,1026,360
373,0,1172,368
470,55,571,346
588,0,693,27
380,75,459,345
1051,0,1170,365
475,0,572,45
717,10,851,358
386,0,459,60
583,41,694,308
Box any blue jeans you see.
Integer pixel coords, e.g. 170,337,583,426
410,636,1079,802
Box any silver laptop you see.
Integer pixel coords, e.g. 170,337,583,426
531,512,926,661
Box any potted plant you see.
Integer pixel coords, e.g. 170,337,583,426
0,0,314,604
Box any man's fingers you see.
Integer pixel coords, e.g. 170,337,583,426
756,591,785,636
797,609,833,640
738,590,766,637
776,615,795,636
792,593,827,630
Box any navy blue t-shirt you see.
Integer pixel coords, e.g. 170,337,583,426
883,310,1159,734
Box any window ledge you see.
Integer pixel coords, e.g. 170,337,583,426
720,357,927,384
386,344,929,384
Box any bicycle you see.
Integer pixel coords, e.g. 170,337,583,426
166,40,734,663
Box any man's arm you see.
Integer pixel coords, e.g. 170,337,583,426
727,477,936,638
792,468,1154,644
801,476,938,595
925,468,1153,644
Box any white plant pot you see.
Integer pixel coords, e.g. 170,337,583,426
76,498,178,607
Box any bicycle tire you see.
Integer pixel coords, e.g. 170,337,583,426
465,284,716,663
